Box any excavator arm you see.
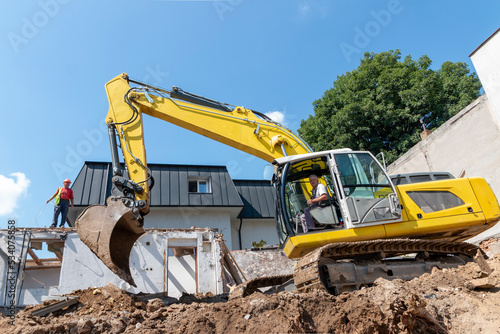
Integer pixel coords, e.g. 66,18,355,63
76,73,312,286
107,73,311,210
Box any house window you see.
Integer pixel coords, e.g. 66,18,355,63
188,177,211,193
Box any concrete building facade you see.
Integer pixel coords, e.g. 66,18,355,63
387,94,500,196
470,28,500,126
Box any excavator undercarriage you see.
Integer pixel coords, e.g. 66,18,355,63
293,239,490,294
229,239,490,298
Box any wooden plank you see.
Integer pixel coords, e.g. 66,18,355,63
31,296,78,317
27,248,42,266
25,265,62,270
219,241,247,284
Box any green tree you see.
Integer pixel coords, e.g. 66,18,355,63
298,50,481,164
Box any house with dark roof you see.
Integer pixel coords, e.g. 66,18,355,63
67,162,278,250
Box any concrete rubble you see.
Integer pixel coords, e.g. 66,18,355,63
1,228,500,333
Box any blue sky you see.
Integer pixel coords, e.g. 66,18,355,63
0,0,499,229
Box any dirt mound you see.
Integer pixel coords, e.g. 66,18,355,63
1,257,500,333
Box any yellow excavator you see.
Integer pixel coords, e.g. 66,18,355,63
76,73,500,294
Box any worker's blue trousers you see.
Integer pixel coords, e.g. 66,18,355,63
52,199,69,227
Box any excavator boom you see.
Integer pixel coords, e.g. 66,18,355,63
76,73,312,286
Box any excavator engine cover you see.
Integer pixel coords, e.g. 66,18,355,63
75,198,145,287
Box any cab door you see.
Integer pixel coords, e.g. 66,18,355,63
330,152,402,228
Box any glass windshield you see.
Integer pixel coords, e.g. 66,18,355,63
334,153,392,199
276,152,401,237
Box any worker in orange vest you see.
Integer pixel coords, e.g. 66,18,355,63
47,179,74,228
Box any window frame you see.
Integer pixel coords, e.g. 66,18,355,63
188,176,212,194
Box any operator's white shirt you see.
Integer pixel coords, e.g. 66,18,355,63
313,183,327,199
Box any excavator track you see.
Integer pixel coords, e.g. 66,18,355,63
294,239,490,295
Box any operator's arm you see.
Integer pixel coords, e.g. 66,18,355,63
46,189,58,204
307,184,329,205
308,193,328,204
307,193,328,205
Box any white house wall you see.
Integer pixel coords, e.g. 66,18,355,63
21,268,60,290
0,230,72,306
144,207,236,250
19,287,61,306
470,29,500,126
231,218,279,250
0,232,22,307
18,267,61,306
58,232,132,294
389,30,500,199
0,231,32,307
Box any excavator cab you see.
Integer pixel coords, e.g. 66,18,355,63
274,149,402,244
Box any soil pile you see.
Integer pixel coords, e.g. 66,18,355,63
1,254,500,333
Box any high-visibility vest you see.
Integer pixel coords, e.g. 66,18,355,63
55,187,63,205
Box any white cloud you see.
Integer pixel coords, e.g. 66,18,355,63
265,110,287,126
0,173,30,216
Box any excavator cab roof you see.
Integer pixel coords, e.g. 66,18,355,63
272,148,353,166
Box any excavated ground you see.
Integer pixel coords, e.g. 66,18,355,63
1,243,500,333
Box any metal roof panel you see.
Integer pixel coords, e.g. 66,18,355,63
73,162,244,208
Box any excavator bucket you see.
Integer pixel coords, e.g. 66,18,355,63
75,198,145,287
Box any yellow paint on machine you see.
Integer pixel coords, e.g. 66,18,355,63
284,213,493,259
468,177,500,224
284,177,500,259
283,225,387,259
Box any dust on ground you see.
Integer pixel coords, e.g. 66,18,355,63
1,255,500,333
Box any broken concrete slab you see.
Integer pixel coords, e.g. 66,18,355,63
478,236,500,258
467,276,498,290
230,247,296,280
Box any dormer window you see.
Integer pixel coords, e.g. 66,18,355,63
188,177,211,193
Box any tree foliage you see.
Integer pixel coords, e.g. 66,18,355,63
298,50,481,164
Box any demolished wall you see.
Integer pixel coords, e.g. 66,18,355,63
0,229,232,307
